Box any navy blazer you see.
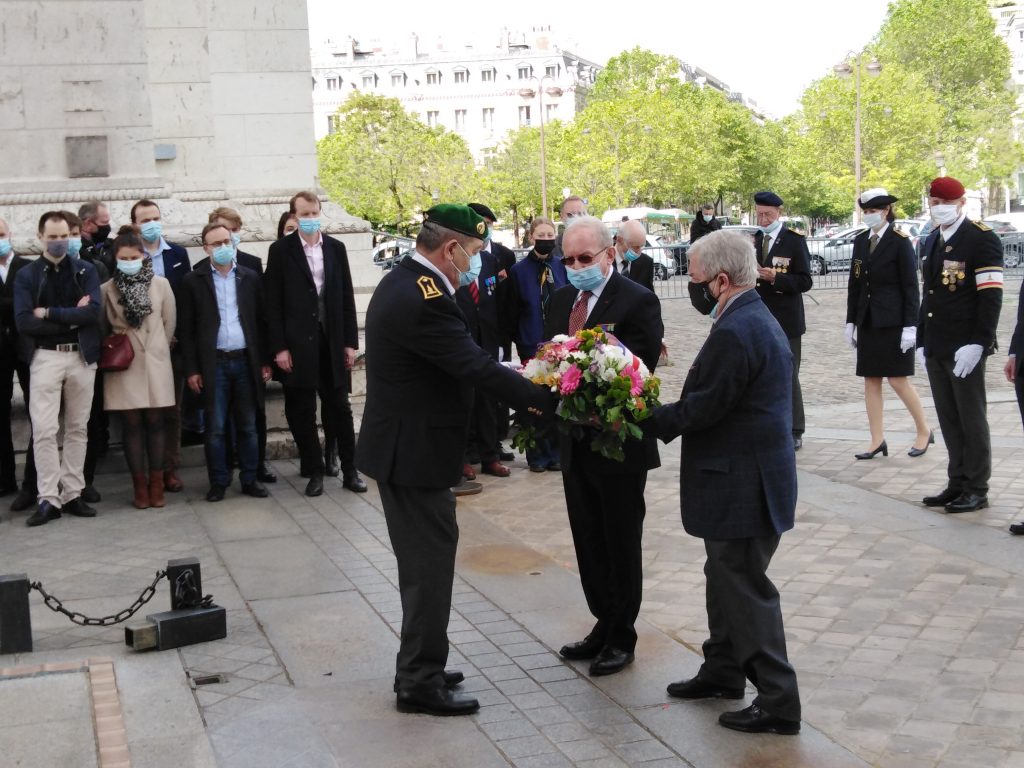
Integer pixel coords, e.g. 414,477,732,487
651,289,796,540
846,225,919,329
753,227,812,338
152,241,192,296
455,251,502,358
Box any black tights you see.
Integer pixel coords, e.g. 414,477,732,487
121,408,165,475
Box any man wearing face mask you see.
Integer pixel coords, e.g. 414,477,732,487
357,204,555,716
918,176,1004,513
689,204,722,243
546,216,663,678
614,219,654,291
78,200,114,276
553,196,589,263
0,218,38,509
13,211,102,526
179,223,271,503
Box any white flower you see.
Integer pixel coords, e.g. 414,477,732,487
551,334,570,343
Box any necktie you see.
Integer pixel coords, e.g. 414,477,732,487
468,280,479,304
761,234,771,262
869,234,878,254
568,291,592,335
620,261,629,275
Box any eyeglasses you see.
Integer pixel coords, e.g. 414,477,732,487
560,252,600,267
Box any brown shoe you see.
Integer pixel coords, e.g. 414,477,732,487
131,473,150,509
149,471,166,508
462,463,477,480
481,461,511,477
163,468,184,493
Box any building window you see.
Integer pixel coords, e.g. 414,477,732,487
481,68,495,82
362,74,375,89
427,110,439,128
545,65,558,78
326,77,339,91
518,65,532,80
454,69,468,84
519,105,531,126
546,103,558,120
455,109,467,130
327,114,340,134
426,70,440,85
391,72,405,87
482,107,494,129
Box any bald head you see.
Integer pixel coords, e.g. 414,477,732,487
619,220,646,250
0,218,9,239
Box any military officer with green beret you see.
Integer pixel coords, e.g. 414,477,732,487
357,203,554,716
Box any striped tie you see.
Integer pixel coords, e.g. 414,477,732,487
568,291,592,335
468,280,479,304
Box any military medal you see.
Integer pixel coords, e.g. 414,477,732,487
853,259,862,278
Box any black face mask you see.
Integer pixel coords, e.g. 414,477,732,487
533,239,556,256
94,225,111,242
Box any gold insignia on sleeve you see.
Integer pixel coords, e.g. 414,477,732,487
417,275,443,299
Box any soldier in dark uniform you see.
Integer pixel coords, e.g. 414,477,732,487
357,204,553,716
1005,280,1024,534
844,189,933,460
918,176,1003,513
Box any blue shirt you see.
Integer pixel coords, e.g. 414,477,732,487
213,265,246,351
145,237,169,277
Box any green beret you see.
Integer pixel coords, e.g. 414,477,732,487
425,204,487,240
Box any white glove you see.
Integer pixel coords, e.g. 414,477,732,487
900,327,916,354
916,347,926,370
952,344,984,378
844,323,857,349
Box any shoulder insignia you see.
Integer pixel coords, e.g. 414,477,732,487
894,229,909,238
974,221,992,231
417,275,443,300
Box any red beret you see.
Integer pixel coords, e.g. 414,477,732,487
929,176,965,200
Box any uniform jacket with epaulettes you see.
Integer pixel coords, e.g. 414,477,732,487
846,224,919,329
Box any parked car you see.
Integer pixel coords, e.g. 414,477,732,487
372,237,415,268
643,236,679,281
986,219,1024,268
807,226,866,275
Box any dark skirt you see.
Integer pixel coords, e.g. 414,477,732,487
856,325,914,378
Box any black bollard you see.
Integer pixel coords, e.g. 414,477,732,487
0,574,32,654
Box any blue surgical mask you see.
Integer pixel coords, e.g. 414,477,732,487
0,239,10,258
624,248,639,263
566,262,606,292
759,219,781,235
456,245,482,287
212,244,235,266
298,218,321,234
117,259,143,276
702,214,713,223
862,212,884,229
230,232,241,248
46,240,69,260
140,221,162,242
68,237,82,257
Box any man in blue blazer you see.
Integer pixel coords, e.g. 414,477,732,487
649,229,801,736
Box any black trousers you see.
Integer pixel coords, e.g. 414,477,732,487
83,373,109,486
700,536,801,722
378,482,458,693
788,337,805,437
1016,369,1024,430
466,388,499,463
926,355,991,495
0,352,36,491
562,448,647,652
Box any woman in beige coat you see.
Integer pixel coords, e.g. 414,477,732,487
101,226,176,509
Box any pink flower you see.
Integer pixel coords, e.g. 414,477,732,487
564,338,582,352
560,366,582,395
624,366,643,396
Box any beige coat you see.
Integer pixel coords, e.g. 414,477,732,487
101,277,176,411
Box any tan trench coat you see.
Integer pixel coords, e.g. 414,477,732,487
101,276,176,411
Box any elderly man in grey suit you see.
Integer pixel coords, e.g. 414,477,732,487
649,229,801,735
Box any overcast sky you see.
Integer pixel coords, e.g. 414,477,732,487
307,0,894,118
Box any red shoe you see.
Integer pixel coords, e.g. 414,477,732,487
462,463,477,480
481,461,511,478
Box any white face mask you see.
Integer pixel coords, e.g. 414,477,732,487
930,204,959,226
862,212,884,229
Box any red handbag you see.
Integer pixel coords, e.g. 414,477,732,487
99,333,134,372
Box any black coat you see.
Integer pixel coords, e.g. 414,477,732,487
263,231,358,389
153,241,192,296
621,253,654,292
846,225,919,329
487,241,517,273
356,257,551,489
689,215,721,243
918,219,1003,359
545,271,664,474
0,256,32,360
178,262,268,411
194,250,264,275
753,227,813,338
454,251,502,359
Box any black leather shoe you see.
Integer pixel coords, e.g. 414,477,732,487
923,487,960,507
10,488,36,512
241,481,269,498
945,493,988,513
589,646,634,677
667,676,745,700
26,500,61,527
324,450,341,478
855,441,888,460
305,475,324,497
257,461,277,483
719,704,800,735
393,670,465,693
63,497,97,517
559,636,604,660
396,687,479,716
793,437,803,452
1010,521,1024,535
206,485,226,502
342,472,367,493
907,430,935,457
81,485,101,503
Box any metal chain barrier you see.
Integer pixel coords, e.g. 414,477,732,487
29,570,167,627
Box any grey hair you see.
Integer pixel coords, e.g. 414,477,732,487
78,200,106,221
564,215,613,250
416,220,475,252
619,219,646,248
691,229,757,287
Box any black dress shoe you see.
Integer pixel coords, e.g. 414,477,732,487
81,485,101,504
392,669,465,693
26,500,61,527
944,493,988,513
241,481,269,498
342,472,367,493
1009,521,1024,535
923,487,961,507
206,485,226,502
793,437,803,451
590,646,634,677
559,636,604,660
718,703,800,735
305,475,324,497
855,441,888,460
396,687,479,716
907,430,935,457
257,461,277,483
10,488,36,512
325,456,341,478
63,497,97,517
667,676,745,700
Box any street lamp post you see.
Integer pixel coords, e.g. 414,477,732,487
519,75,562,219
834,52,881,224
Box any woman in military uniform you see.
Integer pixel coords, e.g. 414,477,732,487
845,189,933,459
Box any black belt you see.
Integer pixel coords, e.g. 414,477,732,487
216,348,247,359
38,342,79,352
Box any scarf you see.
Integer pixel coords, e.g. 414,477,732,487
113,258,155,329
